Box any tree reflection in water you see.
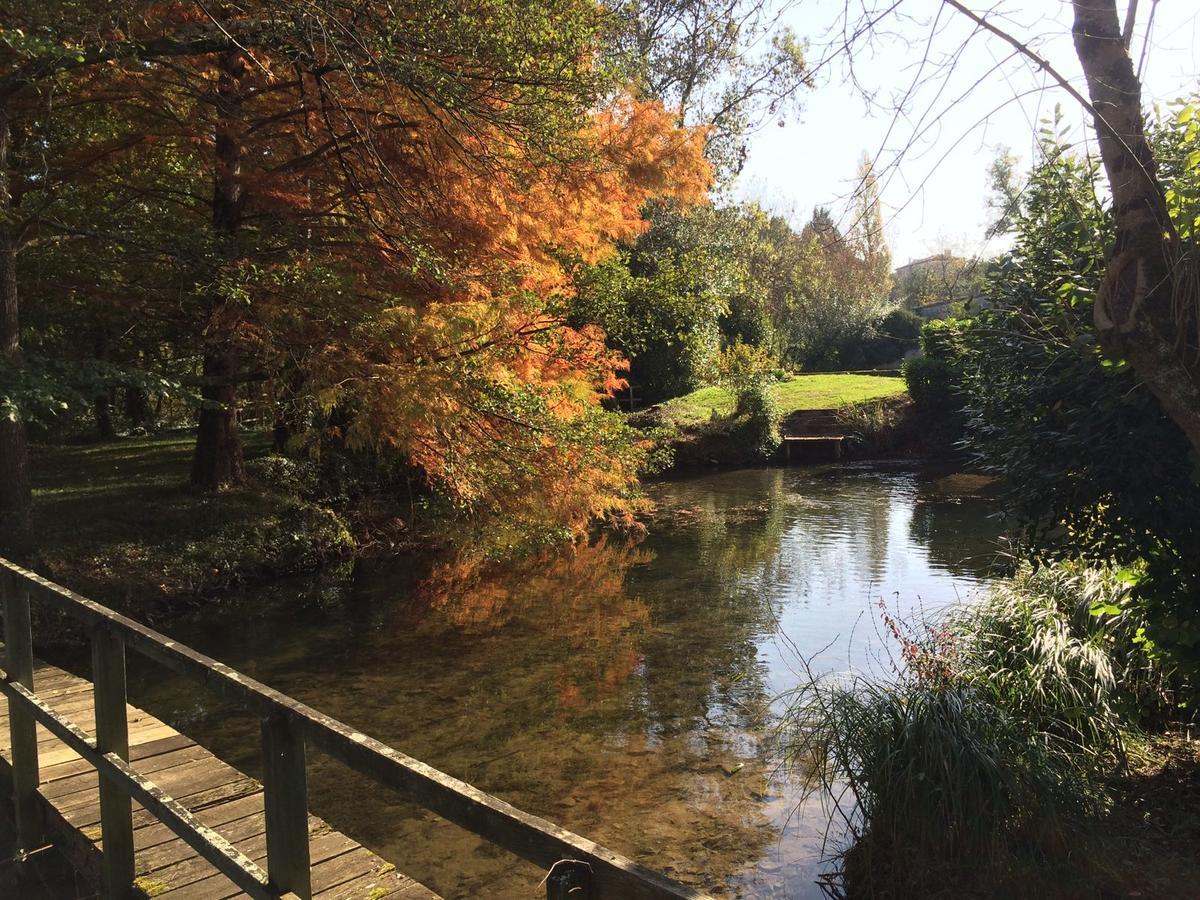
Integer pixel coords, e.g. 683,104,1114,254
122,466,1003,898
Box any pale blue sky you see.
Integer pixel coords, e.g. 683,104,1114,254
734,1,1200,265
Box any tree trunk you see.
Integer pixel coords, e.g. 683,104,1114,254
124,384,151,431
93,329,115,440
0,106,32,555
1072,0,1200,453
191,347,244,488
0,242,32,555
191,50,248,490
94,391,115,440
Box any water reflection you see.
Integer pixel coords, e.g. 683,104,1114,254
123,465,1003,898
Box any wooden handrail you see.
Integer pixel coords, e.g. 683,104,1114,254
0,557,711,900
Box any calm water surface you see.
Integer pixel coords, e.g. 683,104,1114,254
122,465,1004,898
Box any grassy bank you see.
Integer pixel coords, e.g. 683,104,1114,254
657,373,907,428
26,434,355,626
640,373,912,468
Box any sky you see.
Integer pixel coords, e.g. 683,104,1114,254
733,1,1200,265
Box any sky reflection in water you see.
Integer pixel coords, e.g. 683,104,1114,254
126,464,1004,898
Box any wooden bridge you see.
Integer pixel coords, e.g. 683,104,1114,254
0,557,711,900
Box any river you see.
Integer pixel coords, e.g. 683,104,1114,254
119,464,1005,897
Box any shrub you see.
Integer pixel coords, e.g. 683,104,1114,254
735,378,781,460
176,497,355,594
245,454,320,499
784,561,1163,897
879,306,923,343
717,340,781,459
901,355,955,413
836,400,899,454
902,318,967,417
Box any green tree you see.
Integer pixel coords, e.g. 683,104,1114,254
948,120,1200,674
609,0,810,179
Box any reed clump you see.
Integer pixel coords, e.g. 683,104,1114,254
785,562,1171,897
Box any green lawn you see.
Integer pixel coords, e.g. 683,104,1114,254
658,373,907,426
27,432,352,625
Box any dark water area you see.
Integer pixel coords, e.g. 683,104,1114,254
110,465,1005,897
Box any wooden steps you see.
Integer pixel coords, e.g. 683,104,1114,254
781,434,845,462
0,654,439,900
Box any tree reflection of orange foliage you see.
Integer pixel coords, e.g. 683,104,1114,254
415,536,654,714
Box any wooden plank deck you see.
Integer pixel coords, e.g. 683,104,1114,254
0,652,440,900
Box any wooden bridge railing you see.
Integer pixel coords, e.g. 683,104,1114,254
0,557,710,900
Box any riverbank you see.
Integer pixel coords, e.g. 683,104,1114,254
634,372,943,470
788,559,1200,899
24,435,362,629
15,375,930,631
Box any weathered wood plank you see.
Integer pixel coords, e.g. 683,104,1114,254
93,627,136,898
2,573,43,852
131,792,265,855
159,829,357,899
311,860,435,900
43,743,211,803
1,650,439,900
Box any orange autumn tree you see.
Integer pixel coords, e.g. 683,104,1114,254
306,98,710,541
5,2,708,541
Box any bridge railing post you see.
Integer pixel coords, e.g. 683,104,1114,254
92,625,135,898
261,712,311,900
2,569,43,857
546,859,593,899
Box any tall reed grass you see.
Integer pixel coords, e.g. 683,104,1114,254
784,562,1167,897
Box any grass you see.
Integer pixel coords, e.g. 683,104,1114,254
783,561,1194,899
25,432,354,628
657,373,906,427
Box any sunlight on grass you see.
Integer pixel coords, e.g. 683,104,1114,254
658,374,906,426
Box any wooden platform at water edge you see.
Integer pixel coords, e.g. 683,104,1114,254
0,558,712,900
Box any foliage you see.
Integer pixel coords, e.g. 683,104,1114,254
577,176,900,406
901,318,968,418
901,354,955,415
784,195,896,370
857,307,923,367
939,115,1200,677
735,380,781,460
608,0,811,180
176,496,355,595
891,252,987,310
836,400,899,454
3,1,713,548
785,561,1161,897
718,341,774,411
245,455,321,501
573,200,736,401
718,340,780,458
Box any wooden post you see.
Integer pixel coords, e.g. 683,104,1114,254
2,570,42,856
546,859,592,899
261,713,311,900
92,626,134,898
